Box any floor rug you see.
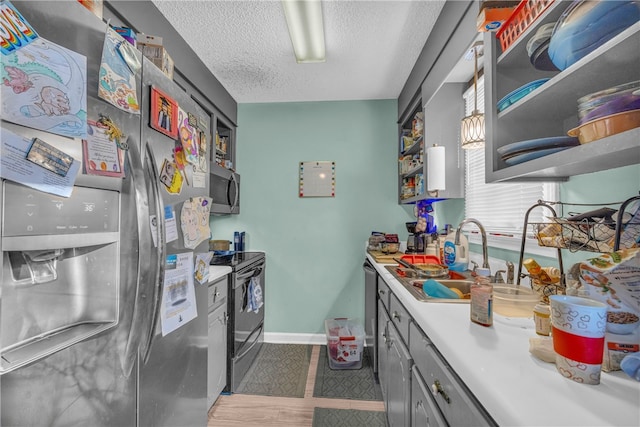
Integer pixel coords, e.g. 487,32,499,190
235,343,312,398
313,346,383,401
312,407,388,427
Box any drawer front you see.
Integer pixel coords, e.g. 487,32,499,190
377,276,391,313
208,275,229,312
409,321,432,376
418,341,494,426
389,293,410,345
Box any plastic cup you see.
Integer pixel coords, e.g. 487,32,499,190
549,295,607,385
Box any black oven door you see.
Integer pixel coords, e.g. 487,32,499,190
233,259,265,355
209,163,240,214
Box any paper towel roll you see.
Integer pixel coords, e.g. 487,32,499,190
427,145,445,191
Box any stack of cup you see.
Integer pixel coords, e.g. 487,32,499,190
549,295,608,385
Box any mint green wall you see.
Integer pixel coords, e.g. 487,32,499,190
209,100,414,334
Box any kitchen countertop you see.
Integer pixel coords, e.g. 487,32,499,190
209,265,232,283
367,253,640,427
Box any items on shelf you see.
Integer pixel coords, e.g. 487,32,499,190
411,111,424,140
137,33,174,79
547,0,640,71
497,135,579,166
401,176,416,200
476,0,521,32
495,0,555,52
215,130,233,168
568,80,640,144
398,153,423,175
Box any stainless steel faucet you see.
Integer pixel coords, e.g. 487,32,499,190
493,261,515,284
455,218,490,270
506,261,514,284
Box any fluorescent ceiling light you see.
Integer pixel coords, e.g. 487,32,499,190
282,0,325,63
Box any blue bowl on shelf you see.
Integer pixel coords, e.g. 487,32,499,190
497,79,550,112
548,0,640,71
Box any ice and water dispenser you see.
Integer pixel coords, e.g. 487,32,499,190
1,181,120,373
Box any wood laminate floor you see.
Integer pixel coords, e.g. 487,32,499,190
207,345,385,426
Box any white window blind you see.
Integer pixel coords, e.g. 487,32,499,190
463,76,558,236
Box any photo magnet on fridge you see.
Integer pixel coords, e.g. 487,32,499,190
150,85,178,139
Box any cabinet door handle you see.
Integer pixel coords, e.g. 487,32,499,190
392,311,401,321
431,379,451,404
378,289,386,296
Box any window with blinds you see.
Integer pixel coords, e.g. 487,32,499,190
463,76,558,240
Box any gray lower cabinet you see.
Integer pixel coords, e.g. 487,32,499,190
207,275,228,409
411,366,447,427
374,270,496,426
409,321,496,426
377,300,390,403
378,291,412,427
386,319,412,427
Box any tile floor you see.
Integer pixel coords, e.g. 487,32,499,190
207,345,385,426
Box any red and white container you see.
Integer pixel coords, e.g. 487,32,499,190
324,318,365,370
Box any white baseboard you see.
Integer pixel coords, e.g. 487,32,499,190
264,332,326,345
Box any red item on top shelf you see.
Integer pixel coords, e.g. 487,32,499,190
496,0,555,52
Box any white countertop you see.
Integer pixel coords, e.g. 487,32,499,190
209,265,232,282
367,253,640,427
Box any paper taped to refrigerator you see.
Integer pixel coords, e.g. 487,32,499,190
0,127,79,197
161,252,197,336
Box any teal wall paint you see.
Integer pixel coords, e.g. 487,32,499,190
209,100,415,334
210,98,638,335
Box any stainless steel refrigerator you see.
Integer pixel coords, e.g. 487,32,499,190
1,2,210,425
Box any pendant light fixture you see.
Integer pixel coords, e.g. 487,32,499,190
282,0,326,63
461,41,484,149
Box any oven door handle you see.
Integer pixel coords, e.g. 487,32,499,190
235,323,263,360
234,264,265,286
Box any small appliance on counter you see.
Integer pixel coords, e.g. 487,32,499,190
406,221,426,253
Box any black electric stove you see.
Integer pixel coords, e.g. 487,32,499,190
210,250,266,392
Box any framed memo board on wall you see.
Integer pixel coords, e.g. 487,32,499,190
299,161,335,197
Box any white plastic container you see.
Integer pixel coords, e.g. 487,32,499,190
443,230,469,272
324,318,365,370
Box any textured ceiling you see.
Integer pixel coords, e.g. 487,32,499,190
151,0,446,104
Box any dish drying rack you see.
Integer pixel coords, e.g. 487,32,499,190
516,194,640,293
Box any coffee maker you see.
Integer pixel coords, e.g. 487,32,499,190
406,222,426,253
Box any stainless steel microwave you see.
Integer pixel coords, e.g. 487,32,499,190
209,163,240,214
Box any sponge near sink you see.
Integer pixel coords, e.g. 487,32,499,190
423,279,460,299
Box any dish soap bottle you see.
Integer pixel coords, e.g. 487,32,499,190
443,229,469,272
470,268,493,327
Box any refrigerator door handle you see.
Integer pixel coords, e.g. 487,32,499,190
140,141,167,364
121,137,154,377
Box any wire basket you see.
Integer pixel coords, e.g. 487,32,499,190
533,218,639,253
496,0,555,52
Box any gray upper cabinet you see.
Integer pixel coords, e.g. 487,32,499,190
484,1,640,182
421,82,465,200
396,1,478,204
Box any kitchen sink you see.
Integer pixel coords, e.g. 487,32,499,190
384,266,472,303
